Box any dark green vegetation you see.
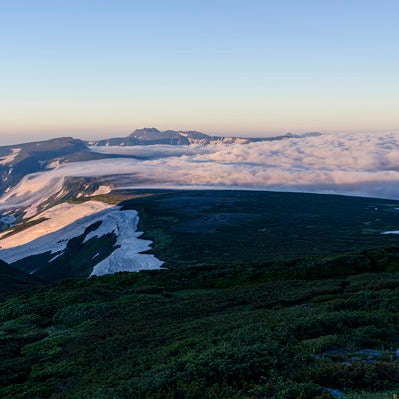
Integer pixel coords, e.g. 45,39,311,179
2,247,399,398
10,226,117,282
6,189,399,283
125,190,399,266
2,190,399,398
0,260,43,294
13,190,399,281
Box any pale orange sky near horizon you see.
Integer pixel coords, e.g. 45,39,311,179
1,1,398,146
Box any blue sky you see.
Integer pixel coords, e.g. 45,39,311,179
1,0,398,144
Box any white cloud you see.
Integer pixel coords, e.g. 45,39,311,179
2,132,399,211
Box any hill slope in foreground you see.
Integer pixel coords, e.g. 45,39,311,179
0,259,43,294
2,246,399,398
2,190,399,398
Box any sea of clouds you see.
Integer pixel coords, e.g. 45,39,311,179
2,132,399,210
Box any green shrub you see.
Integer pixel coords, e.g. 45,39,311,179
52,303,117,327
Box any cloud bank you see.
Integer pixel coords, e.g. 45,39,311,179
2,132,399,211
91,132,399,199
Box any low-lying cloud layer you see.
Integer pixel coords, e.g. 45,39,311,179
2,132,399,211
92,132,399,199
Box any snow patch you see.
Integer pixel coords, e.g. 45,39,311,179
89,185,112,196
0,203,163,277
47,159,61,169
54,189,67,200
0,148,21,165
89,210,163,276
0,201,112,249
0,172,65,214
49,252,64,262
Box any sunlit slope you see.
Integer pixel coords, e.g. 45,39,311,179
0,202,162,281
0,137,109,196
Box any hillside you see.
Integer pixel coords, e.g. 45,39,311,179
1,189,399,397
0,259,43,294
0,137,108,196
127,190,399,266
2,247,399,398
1,189,399,282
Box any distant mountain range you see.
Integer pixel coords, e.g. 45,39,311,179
0,129,322,197
88,127,322,146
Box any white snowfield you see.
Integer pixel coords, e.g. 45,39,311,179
0,202,163,276
88,209,163,276
0,172,65,213
88,185,112,196
0,148,21,165
0,201,112,248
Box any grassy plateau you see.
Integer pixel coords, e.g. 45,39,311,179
1,190,399,398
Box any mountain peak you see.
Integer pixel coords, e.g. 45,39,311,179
89,129,324,147
128,128,189,145
129,128,161,137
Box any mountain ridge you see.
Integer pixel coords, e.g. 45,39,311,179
0,137,109,196
88,128,322,146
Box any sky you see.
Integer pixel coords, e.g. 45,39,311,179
1,0,398,145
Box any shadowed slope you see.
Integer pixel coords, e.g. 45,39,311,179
0,259,43,294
